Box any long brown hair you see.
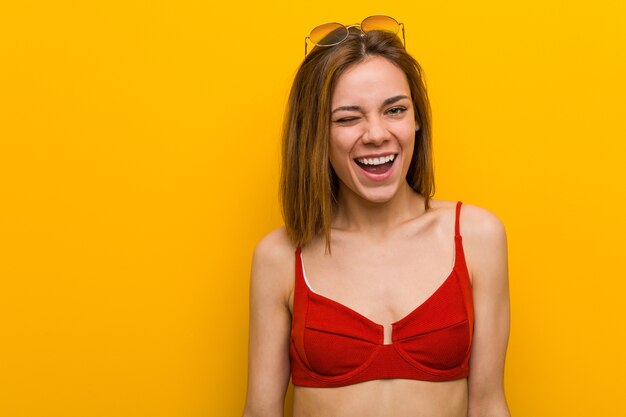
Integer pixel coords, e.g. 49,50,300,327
279,30,434,252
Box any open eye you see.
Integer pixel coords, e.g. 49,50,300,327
387,106,407,116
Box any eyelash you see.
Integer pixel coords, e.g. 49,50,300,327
387,106,407,116
333,107,407,123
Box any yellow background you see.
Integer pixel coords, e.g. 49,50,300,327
1,1,624,416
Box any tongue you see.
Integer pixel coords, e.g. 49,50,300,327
359,161,393,174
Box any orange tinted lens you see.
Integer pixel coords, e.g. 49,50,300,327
309,23,348,46
361,15,400,34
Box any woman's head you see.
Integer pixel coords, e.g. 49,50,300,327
280,28,434,250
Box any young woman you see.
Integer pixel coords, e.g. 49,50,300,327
243,16,511,417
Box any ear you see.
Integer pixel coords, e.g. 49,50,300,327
415,120,420,132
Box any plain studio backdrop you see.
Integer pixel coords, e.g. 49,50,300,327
0,1,624,416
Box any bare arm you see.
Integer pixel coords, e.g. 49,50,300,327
464,206,511,417
242,229,293,417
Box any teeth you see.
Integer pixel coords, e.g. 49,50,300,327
356,154,396,165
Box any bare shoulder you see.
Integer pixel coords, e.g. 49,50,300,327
250,227,296,305
428,198,506,236
457,202,509,286
253,226,295,267
458,203,507,241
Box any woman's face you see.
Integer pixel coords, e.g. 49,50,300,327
329,56,417,205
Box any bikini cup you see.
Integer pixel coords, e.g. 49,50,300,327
289,201,474,387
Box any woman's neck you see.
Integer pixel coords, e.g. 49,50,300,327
331,182,425,237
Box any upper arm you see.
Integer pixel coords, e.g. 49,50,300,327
463,205,511,417
243,228,294,417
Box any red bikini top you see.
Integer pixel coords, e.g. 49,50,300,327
289,201,474,388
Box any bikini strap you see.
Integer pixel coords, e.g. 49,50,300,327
295,245,302,280
455,201,463,238
294,245,307,292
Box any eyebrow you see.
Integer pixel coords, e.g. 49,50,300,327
331,95,409,115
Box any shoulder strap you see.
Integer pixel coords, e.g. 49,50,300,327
295,245,302,280
294,245,309,291
455,201,463,238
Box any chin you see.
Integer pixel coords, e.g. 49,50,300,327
355,185,402,204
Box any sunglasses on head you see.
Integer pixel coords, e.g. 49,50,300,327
304,15,405,57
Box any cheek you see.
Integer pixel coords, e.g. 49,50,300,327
401,118,417,138
328,148,350,179
391,124,416,150
329,132,355,167
404,129,417,148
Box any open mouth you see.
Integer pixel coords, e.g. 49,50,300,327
354,154,397,175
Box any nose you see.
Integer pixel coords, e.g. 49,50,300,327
362,117,390,145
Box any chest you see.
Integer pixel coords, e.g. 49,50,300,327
298,235,457,327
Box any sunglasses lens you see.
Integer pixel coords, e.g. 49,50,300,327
309,23,349,46
361,15,400,34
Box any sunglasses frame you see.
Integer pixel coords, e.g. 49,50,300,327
304,15,405,57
